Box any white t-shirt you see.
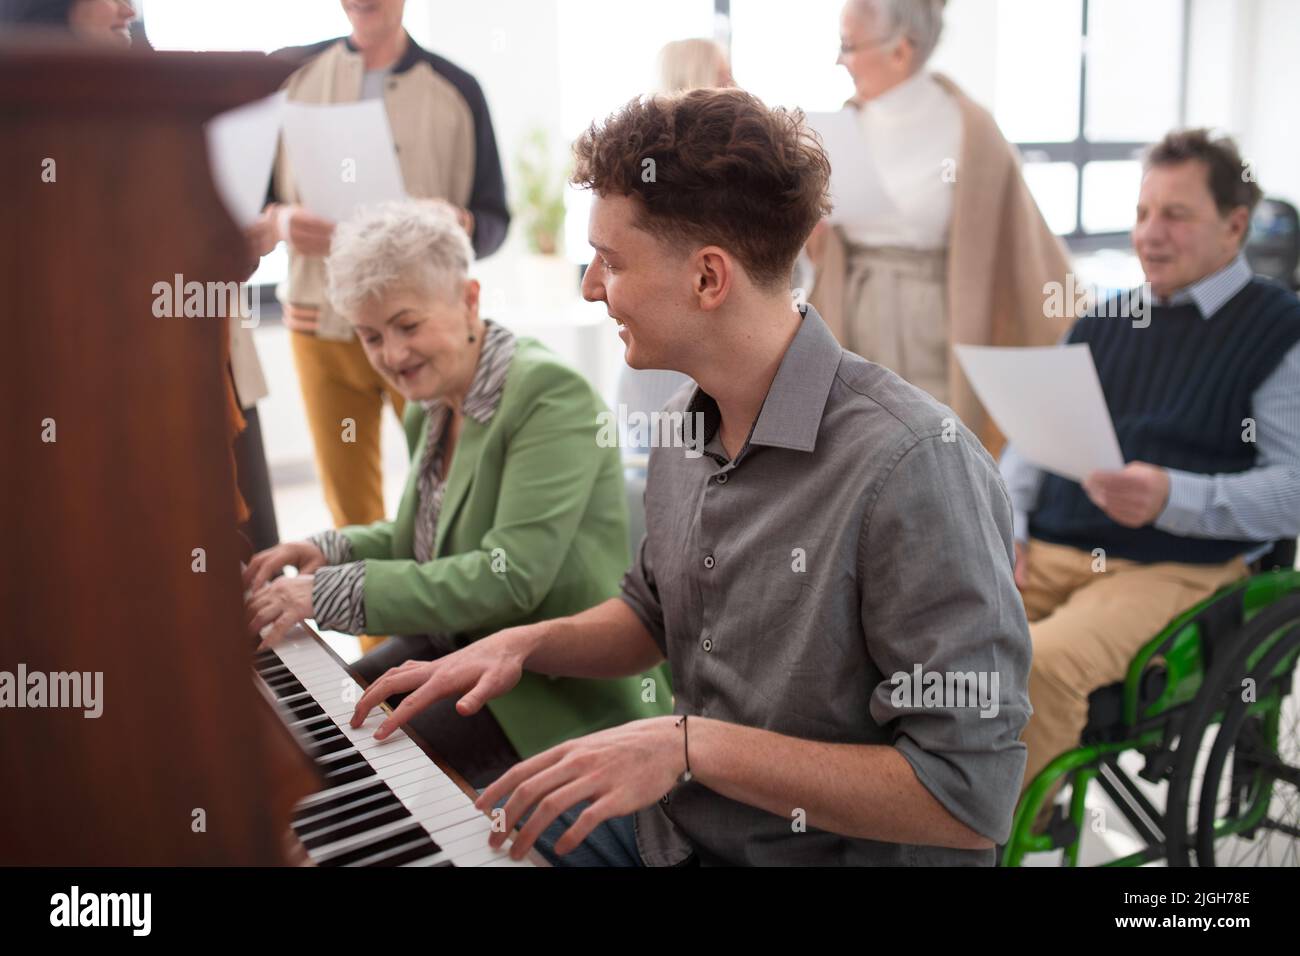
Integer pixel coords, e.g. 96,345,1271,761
839,70,962,251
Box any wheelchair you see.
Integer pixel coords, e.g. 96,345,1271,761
1002,539,1300,867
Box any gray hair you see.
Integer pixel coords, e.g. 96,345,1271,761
848,0,947,69
326,200,473,317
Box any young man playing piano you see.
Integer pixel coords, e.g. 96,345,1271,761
353,88,1032,866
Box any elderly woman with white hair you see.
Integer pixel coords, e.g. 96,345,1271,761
657,37,734,92
243,200,671,787
808,0,1072,449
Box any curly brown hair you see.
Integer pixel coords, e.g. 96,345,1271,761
571,88,832,291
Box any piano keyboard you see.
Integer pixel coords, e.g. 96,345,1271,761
253,627,541,867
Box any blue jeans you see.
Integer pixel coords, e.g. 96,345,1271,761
485,794,643,867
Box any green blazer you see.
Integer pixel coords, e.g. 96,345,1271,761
340,336,671,758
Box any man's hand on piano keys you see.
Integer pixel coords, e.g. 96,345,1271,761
246,573,316,649
350,628,533,741
473,717,684,861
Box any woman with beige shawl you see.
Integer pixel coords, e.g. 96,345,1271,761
808,0,1072,449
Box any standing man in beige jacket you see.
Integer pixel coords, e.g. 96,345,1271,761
250,3,509,634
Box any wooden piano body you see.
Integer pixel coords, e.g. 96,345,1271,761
0,39,535,867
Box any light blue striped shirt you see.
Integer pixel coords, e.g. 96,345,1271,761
1000,253,1300,563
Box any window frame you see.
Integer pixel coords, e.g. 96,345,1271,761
1012,0,1192,250
718,0,1192,252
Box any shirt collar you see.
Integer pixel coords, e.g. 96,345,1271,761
341,31,423,75
1157,252,1252,319
420,319,516,426
859,69,934,121
687,304,843,456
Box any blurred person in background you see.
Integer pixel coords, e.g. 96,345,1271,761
657,37,733,91
808,0,1071,450
248,0,510,651
0,0,135,43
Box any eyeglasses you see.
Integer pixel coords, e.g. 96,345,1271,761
838,35,898,57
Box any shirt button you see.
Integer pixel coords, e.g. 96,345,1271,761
703,554,715,569
715,473,728,485
701,637,713,652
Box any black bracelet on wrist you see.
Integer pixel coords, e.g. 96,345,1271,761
676,714,692,783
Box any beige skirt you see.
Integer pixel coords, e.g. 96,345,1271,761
842,242,949,404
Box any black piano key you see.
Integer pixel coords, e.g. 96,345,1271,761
297,802,412,850
294,787,399,835
265,674,302,694
347,833,443,868
321,756,376,787
302,722,343,742
286,699,326,721
295,715,334,735
315,746,367,767
315,823,431,868
292,780,388,821
268,677,307,697
308,733,353,757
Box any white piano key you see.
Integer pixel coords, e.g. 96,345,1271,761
456,841,521,867
370,752,440,780
412,800,484,834
366,742,426,770
293,775,382,810
431,814,493,847
391,775,463,804
261,624,536,868
379,759,452,790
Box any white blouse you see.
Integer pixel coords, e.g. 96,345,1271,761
839,70,962,251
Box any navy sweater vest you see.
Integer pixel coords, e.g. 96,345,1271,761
1031,277,1300,564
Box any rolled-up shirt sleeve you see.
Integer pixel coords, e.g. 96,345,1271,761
860,432,1033,844
619,531,666,655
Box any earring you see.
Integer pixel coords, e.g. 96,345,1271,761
468,333,477,342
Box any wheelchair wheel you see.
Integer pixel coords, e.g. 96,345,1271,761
1194,623,1300,865
1165,595,1300,865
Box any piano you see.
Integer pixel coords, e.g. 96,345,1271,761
255,626,544,867
0,38,537,866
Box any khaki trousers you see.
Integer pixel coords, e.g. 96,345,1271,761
1018,538,1248,797
842,242,949,405
290,331,406,655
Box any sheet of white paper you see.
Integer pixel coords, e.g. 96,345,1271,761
204,91,286,229
954,344,1124,482
280,100,408,224
804,109,895,227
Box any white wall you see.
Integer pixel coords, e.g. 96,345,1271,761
928,0,998,108
1238,0,1300,206
408,0,568,285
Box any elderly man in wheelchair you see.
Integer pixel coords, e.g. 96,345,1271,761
998,129,1300,866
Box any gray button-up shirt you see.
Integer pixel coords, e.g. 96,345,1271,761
623,305,1031,866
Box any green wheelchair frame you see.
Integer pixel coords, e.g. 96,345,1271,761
1002,542,1300,867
